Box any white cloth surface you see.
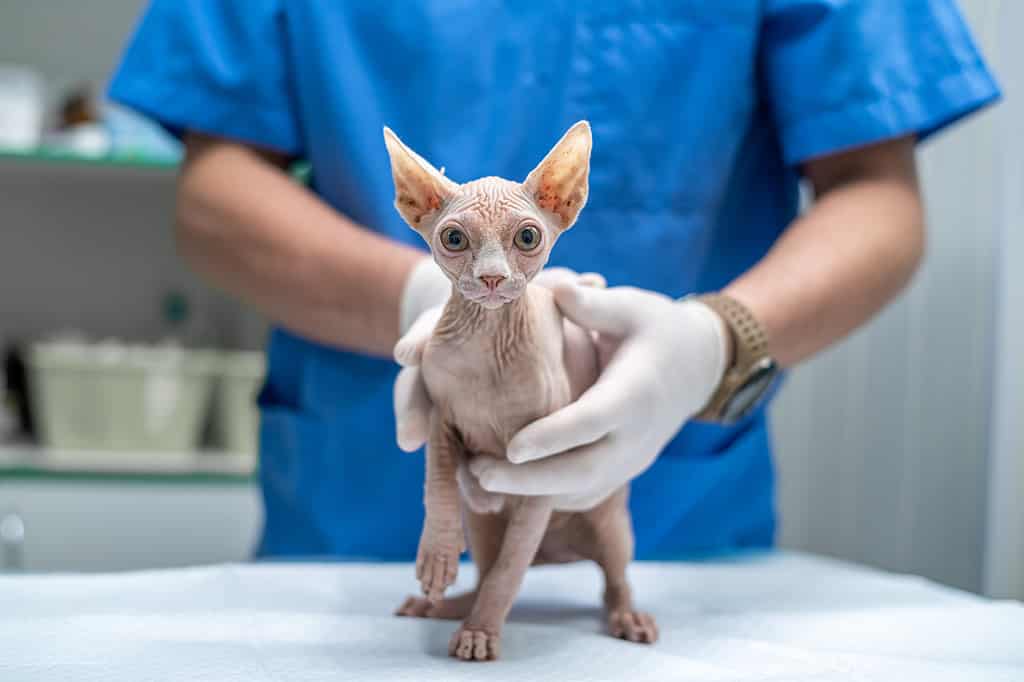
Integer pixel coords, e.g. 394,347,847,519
1,551,1021,681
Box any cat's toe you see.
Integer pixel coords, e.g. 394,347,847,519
395,592,476,620
449,625,501,661
395,595,432,617
608,609,658,644
416,546,459,602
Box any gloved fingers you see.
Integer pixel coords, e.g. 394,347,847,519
551,283,637,336
471,438,617,496
394,305,442,367
533,266,579,288
534,267,605,290
577,272,607,288
394,366,432,452
506,396,610,464
507,340,651,463
394,335,426,368
399,258,452,334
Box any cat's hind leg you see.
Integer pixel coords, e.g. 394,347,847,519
586,488,658,643
449,496,552,661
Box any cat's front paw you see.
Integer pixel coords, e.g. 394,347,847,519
416,526,463,602
416,544,459,602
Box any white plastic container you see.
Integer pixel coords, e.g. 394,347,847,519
211,351,265,455
0,66,44,151
26,341,217,452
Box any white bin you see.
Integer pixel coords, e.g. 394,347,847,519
211,351,265,456
26,342,216,452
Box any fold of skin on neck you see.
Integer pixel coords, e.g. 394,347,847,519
433,284,539,375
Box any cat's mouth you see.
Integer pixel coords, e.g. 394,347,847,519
465,289,517,308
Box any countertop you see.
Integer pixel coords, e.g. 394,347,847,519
2,551,1021,681
0,443,255,484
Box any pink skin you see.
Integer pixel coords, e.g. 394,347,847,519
384,122,657,661
431,207,549,309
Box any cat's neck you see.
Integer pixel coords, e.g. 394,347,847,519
434,286,534,342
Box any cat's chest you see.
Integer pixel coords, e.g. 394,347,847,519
422,330,568,456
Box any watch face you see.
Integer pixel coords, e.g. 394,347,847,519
721,359,778,425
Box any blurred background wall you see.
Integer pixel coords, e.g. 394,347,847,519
773,0,1022,595
0,1,1019,595
983,0,1024,600
0,0,144,100
0,0,265,349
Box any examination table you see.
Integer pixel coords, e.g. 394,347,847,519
2,551,1021,681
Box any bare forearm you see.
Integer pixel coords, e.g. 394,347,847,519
176,134,425,356
725,137,924,367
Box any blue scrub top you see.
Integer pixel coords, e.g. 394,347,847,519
110,1,998,560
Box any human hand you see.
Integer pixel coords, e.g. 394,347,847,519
468,283,729,510
399,258,453,337
393,267,606,451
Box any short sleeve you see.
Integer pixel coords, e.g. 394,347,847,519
759,0,1001,165
108,0,302,155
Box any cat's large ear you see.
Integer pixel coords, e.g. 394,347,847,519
523,121,591,231
383,127,457,231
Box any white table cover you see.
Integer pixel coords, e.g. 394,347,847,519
2,551,1022,681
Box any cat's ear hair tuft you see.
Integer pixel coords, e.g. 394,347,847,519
383,127,457,232
523,121,591,231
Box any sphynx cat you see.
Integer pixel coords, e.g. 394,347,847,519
384,122,657,661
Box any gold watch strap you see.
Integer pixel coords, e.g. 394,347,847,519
693,293,770,422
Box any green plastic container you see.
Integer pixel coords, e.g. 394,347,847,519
26,342,217,452
210,351,265,455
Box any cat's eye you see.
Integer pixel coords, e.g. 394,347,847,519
439,226,469,252
514,225,541,251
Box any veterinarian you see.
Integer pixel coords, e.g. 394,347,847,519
110,1,998,559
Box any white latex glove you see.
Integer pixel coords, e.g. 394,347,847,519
393,267,606,451
399,258,453,336
468,283,730,510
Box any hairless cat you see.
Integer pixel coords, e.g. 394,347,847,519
384,122,657,661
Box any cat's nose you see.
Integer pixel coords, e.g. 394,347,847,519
478,275,507,292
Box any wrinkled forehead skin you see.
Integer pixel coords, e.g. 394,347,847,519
434,176,553,238
383,120,591,239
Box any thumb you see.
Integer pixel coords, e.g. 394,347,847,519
552,283,635,336
393,305,441,367
393,366,432,452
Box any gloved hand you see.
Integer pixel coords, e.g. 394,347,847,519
468,283,730,510
393,267,606,451
399,258,454,336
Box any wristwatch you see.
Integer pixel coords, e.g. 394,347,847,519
692,293,779,425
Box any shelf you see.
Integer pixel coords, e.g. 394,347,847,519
0,148,179,170
0,148,312,183
0,443,256,485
